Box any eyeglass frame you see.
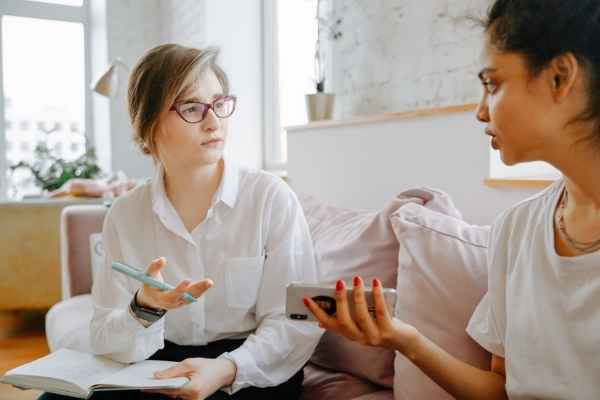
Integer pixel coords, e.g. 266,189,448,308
169,95,237,124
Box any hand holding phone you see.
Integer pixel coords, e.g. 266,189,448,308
286,282,396,322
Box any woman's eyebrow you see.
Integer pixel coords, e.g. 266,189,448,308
179,93,225,103
478,67,497,81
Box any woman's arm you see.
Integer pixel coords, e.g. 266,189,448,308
305,278,507,400
89,206,166,363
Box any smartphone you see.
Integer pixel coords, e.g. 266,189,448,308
286,282,397,322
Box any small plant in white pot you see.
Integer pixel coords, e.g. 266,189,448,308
305,0,341,122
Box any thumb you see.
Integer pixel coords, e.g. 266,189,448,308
146,257,167,277
154,363,190,379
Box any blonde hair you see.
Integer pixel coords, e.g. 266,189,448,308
127,44,229,157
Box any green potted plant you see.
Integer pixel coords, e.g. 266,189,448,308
10,142,102,194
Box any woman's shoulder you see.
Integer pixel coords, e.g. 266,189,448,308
236,167,299,210
239,166,291,193
492,179,563,235
105,178,153,221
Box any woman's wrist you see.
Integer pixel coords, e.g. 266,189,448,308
136,288,159,309
394,325,424,361
216,358,237,388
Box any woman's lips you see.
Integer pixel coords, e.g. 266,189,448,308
491,136,499,150
485,129,499,149
202,139,222,146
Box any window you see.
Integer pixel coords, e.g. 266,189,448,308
0,0,91,198
263,0,320,172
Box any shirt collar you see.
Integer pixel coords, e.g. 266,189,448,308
219,158,239,209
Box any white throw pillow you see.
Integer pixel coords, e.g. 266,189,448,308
390,203,491,400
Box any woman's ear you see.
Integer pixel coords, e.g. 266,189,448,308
549,53,580,103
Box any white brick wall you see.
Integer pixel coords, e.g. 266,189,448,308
325,0,489,119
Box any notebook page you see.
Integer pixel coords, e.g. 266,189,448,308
95,360,188,390
3,349,124,393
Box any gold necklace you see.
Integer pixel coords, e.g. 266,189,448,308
557,189,600,254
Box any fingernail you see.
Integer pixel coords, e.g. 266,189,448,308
373,278,380,287
303,297,310,307
353,276,361,287
336,280,344,291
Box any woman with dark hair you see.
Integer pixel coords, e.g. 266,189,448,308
306,0,600,398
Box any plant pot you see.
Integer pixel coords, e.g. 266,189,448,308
305,93,335,122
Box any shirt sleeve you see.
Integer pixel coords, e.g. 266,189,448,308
218,180,324,393
466,212,508,358
89,204,165,363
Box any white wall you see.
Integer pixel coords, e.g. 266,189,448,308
287,109,543,225
103,0,263,179
205,0,264,169
324,0,488,119
106,0,162,179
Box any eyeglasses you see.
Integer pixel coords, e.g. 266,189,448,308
169,95,237,124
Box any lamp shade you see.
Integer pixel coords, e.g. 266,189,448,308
91,59,129,97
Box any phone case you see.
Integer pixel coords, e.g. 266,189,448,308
286,282,397,322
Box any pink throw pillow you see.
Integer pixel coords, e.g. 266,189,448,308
390,203,491,400
298,188,461,388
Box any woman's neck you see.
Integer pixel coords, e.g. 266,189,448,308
555,146,600,213
162,159,224,208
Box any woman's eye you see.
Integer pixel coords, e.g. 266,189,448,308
183,106,200,114
483,80,497,94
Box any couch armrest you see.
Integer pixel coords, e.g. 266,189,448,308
60,205,107,299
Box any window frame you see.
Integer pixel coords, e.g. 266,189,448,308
262,0,284,173
0,0,93,198
262,0,332,175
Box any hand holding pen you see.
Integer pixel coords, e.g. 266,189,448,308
118,257,213,311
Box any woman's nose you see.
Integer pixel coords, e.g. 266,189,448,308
201,109,220,132
476,95,490,123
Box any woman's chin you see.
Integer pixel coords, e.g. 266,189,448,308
499,151,521,166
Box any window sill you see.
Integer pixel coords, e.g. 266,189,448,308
484,178,556,189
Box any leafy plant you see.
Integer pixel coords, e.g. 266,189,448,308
314,0,342,93
10,143,102,192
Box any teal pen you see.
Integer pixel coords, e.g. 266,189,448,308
111,261,197,303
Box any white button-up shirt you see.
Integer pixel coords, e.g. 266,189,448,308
90,160,323,393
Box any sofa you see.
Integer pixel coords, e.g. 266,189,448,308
46,188,492,399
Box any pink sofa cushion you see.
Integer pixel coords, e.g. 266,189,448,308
298,188,461,388
390,204,491,400
301,363,389,400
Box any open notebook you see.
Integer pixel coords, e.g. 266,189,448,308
0,348,189,399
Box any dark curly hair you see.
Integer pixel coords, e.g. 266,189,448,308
484,0,600,145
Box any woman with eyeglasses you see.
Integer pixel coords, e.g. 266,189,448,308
39,44,322,400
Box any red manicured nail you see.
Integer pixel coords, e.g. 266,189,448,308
373,278,380,287
336,280,344,291
353,276,361,287
303,297,310,307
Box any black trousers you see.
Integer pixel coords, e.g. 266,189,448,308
37,339,304,400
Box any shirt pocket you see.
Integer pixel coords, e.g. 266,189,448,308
224,256,264,309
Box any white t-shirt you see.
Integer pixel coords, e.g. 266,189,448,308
467,180,600,400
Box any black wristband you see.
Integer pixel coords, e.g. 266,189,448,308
130,290,167,324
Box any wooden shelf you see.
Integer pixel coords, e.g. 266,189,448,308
484,178,556,189
286,104,478,132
